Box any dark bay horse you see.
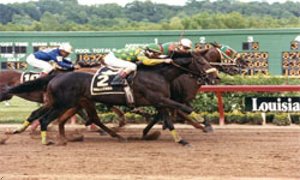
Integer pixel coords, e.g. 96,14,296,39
117,42,247,133
8,52,220,146
0,67,127,142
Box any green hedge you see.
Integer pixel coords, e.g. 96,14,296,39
192,74,300,113
202,112,297,126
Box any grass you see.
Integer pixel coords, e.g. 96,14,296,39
0,97,40,123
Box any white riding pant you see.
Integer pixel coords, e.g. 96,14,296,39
103,52,137,73
26,54,54,73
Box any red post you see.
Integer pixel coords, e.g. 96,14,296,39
216,92,225,126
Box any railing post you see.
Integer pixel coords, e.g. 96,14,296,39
216,92,225,126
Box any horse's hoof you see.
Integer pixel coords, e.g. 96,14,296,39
98,130,107,136
67,134,84,142
118,121,126,127
0,135,9,145
5,130,14,135
56,140,67,146
111,127,121,132
178,139,190,146
43,140,55,146
142,131,161,141
118,136,127,143
8,128,24,134
203,125,214,133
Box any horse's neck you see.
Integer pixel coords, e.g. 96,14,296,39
158,62,188,82
204,48,220,63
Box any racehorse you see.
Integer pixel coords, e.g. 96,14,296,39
7,52,220,146
0,70,43,102
117,42,247,133
3,43,245,144
0,66,127,142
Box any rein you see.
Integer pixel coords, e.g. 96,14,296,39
209,62,238,66
170,58,217,78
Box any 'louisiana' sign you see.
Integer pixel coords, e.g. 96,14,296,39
245,97,300,112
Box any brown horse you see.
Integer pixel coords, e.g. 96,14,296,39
1,66,127,142
117,42,247,133
0,70,43,102
8,52,220,146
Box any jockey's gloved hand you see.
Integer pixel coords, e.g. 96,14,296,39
74,64,81,69
164,59,173,64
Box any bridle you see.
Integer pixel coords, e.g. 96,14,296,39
170,55,218,79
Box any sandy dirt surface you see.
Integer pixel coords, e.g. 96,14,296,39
0,124,300,180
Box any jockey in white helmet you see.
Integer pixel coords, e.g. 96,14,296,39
26,43,77,74
161,38,193,56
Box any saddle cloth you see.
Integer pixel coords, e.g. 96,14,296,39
90,67,134,104
20,72,41,83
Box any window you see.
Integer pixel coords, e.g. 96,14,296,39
14,46,27,54
0,46,26,53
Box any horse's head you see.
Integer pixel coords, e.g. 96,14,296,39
187,52,220,85
203,42,248,75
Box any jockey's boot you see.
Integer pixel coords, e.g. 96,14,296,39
111,71,127,86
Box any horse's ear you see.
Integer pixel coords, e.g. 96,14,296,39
194,48,209,55
210,41,222,48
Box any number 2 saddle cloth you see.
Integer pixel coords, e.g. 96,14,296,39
90,67,135,105
20,71,41,83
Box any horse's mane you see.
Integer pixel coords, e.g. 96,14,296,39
209,42,222,48
169,51,193,59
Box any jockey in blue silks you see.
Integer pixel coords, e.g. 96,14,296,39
26,43,76,74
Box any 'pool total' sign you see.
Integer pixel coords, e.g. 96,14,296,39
245,97,300,112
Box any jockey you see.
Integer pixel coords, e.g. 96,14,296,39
219,44,239,61
26,43,77,75
161,38,193,57
103,43,173,85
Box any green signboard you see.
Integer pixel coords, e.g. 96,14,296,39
0,29,299,75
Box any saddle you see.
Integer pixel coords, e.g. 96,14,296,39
90,67,135,105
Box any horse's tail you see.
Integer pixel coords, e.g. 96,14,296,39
0,85,12,101
8,74,56,94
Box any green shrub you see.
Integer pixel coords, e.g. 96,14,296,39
99,112,118,123
246,113,264,125
203,112,220,124
290,113,300,124
225,112,247,124
125,112,146,123
273,114,291,126
266,113,275,123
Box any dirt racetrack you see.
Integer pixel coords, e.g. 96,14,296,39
0,124,300,180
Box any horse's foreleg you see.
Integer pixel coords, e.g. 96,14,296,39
159,97,204,125
81,100,126,142
142,113,161,140
10,106,49,134
111,106,126,127
40,107,68,145
160,109,189,146
57,107,79,145
177,110,206,131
